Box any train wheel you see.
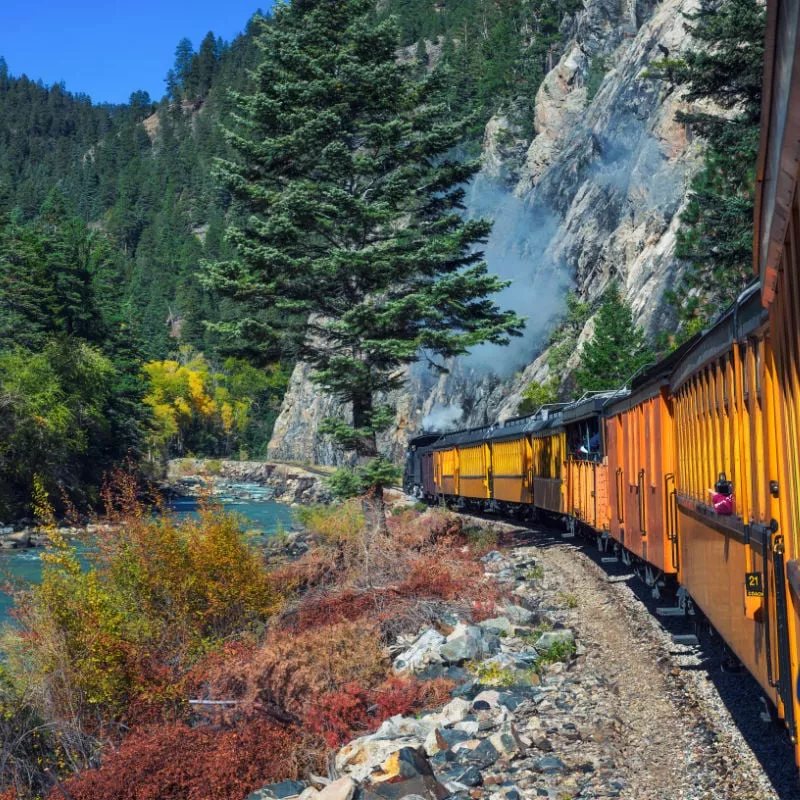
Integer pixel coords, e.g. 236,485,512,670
759,694,782,728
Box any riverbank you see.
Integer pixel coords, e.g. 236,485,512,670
164,458,333,505
0,459,323,551
1,502,790,798
0,522,118,551
0,490,300,626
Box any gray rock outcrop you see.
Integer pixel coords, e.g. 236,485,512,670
268,0,705,465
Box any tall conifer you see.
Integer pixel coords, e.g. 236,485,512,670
205,0,523,528
574,284,653,393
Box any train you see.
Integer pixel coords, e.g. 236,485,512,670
404,0,800,765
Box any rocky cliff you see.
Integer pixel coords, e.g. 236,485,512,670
268,0,705,466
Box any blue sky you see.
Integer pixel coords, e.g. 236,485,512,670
0,1,269,105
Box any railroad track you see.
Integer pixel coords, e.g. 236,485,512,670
461,510,800,799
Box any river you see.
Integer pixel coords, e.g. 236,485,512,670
0,483,296,626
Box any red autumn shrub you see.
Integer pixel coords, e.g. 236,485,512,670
192,621,388,721
304,682,372,747
52,720,326,800
372,675,454,719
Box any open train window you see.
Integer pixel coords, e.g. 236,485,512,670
567,416,603,462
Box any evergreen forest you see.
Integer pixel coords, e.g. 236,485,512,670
0,0,765,518
0,0,781,798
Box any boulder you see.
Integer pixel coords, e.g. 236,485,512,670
317,778,358,800
500,604,535,624
453,719,480,736
535,630,575,649
423,727,471,756
372,714,438,741
368,776,448,800
477,617,515,636
441,765,483,789
371,746,434,781
337,739,424,781
367,748,449,800
472,690,501,708
488,721,524,759
247,780,308,800
393,629,446,674
439,623,484,664
535,755,567,773
453,738,500,769
431,697,472,726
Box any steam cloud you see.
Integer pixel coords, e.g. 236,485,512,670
422,403,464,432
461,175,571,375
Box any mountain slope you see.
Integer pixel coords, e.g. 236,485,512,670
268,0,709,463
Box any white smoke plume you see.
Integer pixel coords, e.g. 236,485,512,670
461,175,571,375
422,403,464,432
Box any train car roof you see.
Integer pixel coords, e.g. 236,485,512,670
754,0,800,305
560,391,627,423
669,282,768,392
605,335,702,416
427,405,566,449
406,432,443,450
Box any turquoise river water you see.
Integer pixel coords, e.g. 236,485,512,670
0,483,296,626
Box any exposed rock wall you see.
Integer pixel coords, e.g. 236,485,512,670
268,0,705,465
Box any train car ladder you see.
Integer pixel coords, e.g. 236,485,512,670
761,523,797,743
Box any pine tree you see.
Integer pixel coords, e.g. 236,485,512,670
647,0,765,333
205,0,523,529
574,284,653,393
173,38,195,91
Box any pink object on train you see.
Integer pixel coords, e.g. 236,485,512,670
710,491,734,515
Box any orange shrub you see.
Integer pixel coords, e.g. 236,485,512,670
194,620,388,719
52,720,325,800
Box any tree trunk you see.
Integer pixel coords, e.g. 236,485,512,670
362,482,388,536
352,394,388,537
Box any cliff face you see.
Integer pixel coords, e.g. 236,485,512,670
268,0,705,465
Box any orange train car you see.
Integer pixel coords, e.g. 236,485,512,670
604,358,683,577
403,0,800,762
562,396,612,532
752,0,800,752
669,288,788,716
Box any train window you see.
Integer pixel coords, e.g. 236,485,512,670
568,417,602,461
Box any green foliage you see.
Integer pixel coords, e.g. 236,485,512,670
556,591,578,609
535,637,577,667
464,524,500,551
645,0,765,331
141,348,288,460
326,459,403,500
205,0,523,517
546,292,591,376
468,660,516,687
574,283,653,393
383,0,582,135
293,501,365,544
518,377,559,415
0,340,122,516
585,56,608,101
0,27,273,364
524,565,545,581
0,34,280,511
